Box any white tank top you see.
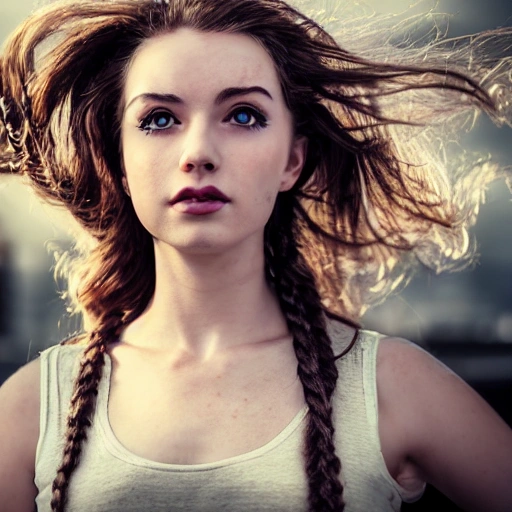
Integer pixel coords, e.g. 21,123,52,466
34,323,425,511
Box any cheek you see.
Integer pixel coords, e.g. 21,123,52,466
122,143,169,193
247,176,281,221
121,124,169,178
261,151,291,196
237,143,289,213
245,138,291,182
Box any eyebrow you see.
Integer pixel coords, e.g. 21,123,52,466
125,86,273,111
214,86,273,104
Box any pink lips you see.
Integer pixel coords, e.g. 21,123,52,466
170,186,230,215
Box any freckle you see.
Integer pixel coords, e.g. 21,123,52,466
244,398,248,402
216,391,221,397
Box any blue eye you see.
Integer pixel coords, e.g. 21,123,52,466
234,110,251,125
155,114,172,127
138,110,180,133
227,107,268,130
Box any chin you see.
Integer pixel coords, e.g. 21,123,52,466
155,234,233,256
152,224,264,258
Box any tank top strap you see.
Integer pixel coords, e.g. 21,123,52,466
35,343,86,495
330,324,425,505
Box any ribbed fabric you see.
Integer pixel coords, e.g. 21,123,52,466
34,323,425,511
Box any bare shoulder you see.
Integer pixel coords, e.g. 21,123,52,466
0,358,41,447
0,358,40,511
376,336,512,512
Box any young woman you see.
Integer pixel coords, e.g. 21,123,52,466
0,0,511,511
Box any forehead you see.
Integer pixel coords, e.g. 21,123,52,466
124,28,282,102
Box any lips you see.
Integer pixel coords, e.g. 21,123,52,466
170,186,231,205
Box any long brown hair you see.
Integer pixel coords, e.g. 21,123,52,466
1,0,511,510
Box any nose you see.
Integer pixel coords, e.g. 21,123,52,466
178,121,219,173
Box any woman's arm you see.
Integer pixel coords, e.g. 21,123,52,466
0,359,40,512
377,337,512,512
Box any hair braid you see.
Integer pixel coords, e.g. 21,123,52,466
265,196,344,512
50,316,123,512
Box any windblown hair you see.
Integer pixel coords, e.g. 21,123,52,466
1,0,511,510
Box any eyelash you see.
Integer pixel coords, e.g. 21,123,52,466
138,110,180,135
224,106,268,130
137,106,268,135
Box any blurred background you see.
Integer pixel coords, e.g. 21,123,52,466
0,1,511,509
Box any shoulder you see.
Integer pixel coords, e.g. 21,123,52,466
0,358,41,510
376,336,512,512
376,335,447,396
0,357,41,443
0,342,83,459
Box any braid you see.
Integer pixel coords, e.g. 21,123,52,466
50,316,123,512
265,196,344,511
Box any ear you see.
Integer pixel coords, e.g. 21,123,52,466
121,175,131,197
279,136,308,192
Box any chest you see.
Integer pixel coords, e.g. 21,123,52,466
106,346,305,465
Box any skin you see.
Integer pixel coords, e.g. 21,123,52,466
0,28,512,512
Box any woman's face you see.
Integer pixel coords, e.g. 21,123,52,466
121,28,306,256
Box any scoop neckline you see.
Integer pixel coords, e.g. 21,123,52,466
95,351,309,471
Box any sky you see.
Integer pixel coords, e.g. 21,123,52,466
0,0,511,349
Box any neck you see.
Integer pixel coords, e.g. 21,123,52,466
121,240,289,358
